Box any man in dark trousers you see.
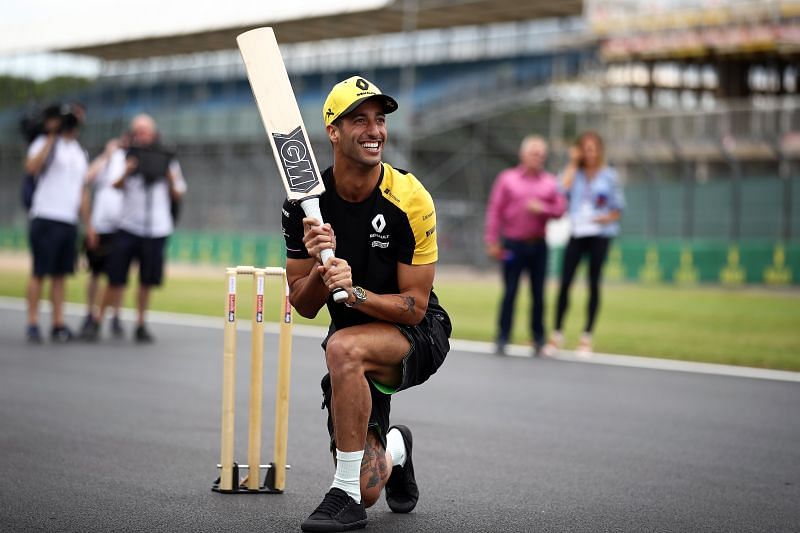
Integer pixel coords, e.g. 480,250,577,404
282,76,451,532
484,135,566,356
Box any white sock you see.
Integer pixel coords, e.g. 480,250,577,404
386,428,407,468
331,449,364,503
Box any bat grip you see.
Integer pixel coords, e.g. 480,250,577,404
319,252,348,304
300,197,348,304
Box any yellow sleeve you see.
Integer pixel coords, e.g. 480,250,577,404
408,186,438,265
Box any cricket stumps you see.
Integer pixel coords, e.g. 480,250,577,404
212,266,293,494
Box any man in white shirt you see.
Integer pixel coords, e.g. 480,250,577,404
79,136,127,341
24,104,89,343
96,114,186,343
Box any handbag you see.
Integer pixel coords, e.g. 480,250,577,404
21,174,37,210
21,140,57,211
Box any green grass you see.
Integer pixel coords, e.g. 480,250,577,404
2,258,799,371
439,279,800,370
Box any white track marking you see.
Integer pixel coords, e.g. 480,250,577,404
1,296,797,383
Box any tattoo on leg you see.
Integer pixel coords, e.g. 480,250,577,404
361,446,380,489
361,433,389,489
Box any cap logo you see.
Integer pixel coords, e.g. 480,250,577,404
324,76,396,125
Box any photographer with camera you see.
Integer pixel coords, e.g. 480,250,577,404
93,114,186,343
24,103,89,343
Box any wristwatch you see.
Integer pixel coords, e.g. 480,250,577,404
345,286,367,308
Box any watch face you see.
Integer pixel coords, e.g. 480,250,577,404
353,286,367,302
345,286,367,307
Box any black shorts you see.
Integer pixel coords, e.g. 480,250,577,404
106,230,167,287
393,310,451,393
29,218,78,277
320,309,451,451
83,232,117,275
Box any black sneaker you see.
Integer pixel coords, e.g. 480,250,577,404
301,487,367,532
135,325,154,344
79,317,100,341
385,425,418,513
51,325,75,343
110,316,125,339
26,324,43,344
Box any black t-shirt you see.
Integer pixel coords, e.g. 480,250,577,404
282,163,447,330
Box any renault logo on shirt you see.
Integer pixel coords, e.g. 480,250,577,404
371,214,386,233
370,214,390,249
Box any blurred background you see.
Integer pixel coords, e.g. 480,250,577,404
0,0,798,285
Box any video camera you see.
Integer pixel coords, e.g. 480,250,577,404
19,103,82,143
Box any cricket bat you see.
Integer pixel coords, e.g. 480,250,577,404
237,27,347,303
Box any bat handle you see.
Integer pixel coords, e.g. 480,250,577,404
300,197,348,304
319,248,347,303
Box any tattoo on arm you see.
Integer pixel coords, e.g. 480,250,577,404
394,296,415,314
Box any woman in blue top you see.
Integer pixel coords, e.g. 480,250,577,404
544,131,625,356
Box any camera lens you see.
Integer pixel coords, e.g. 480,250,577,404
61,113,79,131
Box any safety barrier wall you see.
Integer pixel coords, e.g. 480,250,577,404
551,239,797,286
0,227,795,286
165,231,286,269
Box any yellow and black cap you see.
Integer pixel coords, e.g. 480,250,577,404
322,76,398,126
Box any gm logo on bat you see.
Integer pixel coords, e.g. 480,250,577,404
273,126,319,194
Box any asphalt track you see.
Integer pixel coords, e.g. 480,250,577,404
1,301,798,533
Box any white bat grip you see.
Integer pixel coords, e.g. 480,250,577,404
300,197,348,304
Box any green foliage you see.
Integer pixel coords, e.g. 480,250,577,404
0,75,92,110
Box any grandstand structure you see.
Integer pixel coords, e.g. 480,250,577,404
0,0,797,284
580,0,799,285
